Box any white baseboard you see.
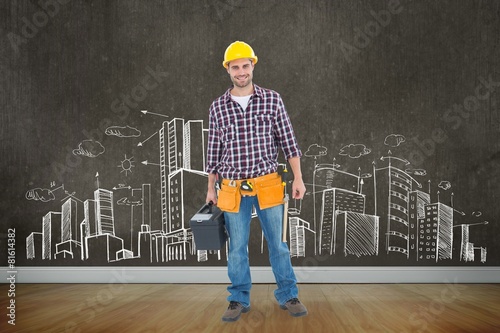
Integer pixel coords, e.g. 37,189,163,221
3,266,500,283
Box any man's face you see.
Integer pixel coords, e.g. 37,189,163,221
227,58,254,89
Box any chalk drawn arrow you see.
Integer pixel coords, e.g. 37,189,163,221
137,131,158,147
45,184,65,199
450,193,465,215
50,184,65,193
380,154,410,165
141,160,164,167
141,110,169,118
453,221,489,228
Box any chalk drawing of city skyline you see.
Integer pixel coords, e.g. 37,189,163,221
25,118,490,265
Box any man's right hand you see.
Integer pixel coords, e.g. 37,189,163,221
206,187,218,205
206,173,218,205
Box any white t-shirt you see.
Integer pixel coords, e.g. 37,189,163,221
231,94,252,111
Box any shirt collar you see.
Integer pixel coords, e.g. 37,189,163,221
223,84,264,103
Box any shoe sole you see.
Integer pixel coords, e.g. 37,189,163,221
222,306,251,322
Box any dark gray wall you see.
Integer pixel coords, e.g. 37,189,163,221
1,0,499,267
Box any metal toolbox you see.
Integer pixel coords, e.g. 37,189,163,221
189,202,227,250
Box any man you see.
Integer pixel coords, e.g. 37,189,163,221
205,41,308,322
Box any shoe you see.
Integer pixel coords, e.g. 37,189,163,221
280,298,308,317
221,301,250,322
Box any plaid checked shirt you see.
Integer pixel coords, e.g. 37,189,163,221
206,84,302,180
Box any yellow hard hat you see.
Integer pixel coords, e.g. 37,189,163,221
222,41,258,68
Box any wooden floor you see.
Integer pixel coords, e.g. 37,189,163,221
1,283,499,333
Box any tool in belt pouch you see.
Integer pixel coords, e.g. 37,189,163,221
217,173,284,213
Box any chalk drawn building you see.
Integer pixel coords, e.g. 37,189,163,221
312,164,360,233
22,113,491,266
408,190,431,261
418,203,453,262
374,163,419,258
83,199,98,237
455,221,488,263
183,120,206,172
82,188,124,262
95,189,115,235
55,198,82,259
318,188,365,255
336,211,379,257
289,217,316,257
42,211,61,260
159,118,210,261
164,168,205,260
26,232,43,260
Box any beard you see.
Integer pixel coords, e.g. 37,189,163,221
231,73,252,88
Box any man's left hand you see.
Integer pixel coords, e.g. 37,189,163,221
291,178,306,200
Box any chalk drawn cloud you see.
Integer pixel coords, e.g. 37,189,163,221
73,140,105,158
105,126,141,138
305,144,327,158
26,188,55,202
339,144,371,159
438,181,452,191
384,134,406,147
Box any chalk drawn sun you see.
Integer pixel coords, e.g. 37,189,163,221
118,155,135,176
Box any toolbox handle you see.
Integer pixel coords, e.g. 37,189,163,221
208,201,214,214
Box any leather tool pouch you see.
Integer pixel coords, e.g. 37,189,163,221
217,182,241,213
257,175,284,210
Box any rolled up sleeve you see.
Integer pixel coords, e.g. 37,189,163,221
205,104,221,174
274,96,302,160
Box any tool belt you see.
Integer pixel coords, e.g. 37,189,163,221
217,172,284,213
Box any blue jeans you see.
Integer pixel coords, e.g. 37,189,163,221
224,195,298,307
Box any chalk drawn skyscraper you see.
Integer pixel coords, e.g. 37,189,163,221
55,198,81,259
409,190,431,261
374,159,421,258
160,118,184,232
158,118,207,261
183,120,206,172
42,211,61,260
95,188,115,235
419,203,453,262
